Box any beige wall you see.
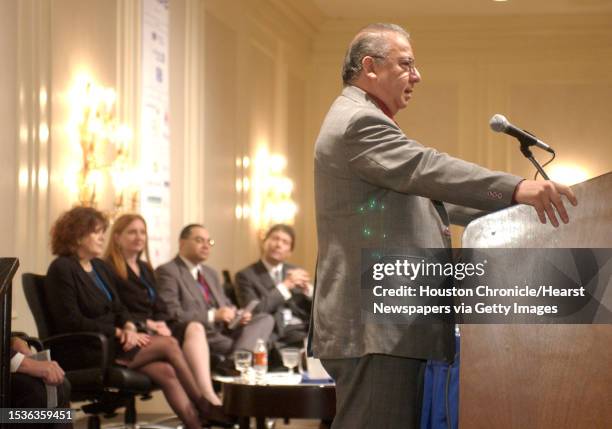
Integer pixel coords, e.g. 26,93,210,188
170,0,318,273
303,15,612,262
0,0,17,261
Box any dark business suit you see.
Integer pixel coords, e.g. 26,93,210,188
312,85,522,428
155,256,273,355
45,256,133,368
10,371,71,429
235,260,311,345
110,260,190,344
110,260,166,322
9,337,72,429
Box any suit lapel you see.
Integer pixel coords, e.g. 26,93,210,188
138,260,156,288
175,257,207,308
75,258,112,304
201,267,224,308
76,266,105,302
255,261,276,290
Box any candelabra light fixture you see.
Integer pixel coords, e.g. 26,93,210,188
236,148,297,233
70,77,138,216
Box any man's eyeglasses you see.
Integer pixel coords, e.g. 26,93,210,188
192,237,215,246
369,55,417,74
399,57,417,74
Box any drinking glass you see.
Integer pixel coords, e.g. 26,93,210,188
280,348,300,374
234,350,252,382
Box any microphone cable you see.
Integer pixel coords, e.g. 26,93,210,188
534,151,556,180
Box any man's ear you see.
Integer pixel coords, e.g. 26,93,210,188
361,56,378,80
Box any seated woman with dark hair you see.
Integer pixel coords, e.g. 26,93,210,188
104,213,221,405
44,206,232,429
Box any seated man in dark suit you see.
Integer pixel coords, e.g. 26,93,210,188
235,224,312,347
156,224,274,363
9,335,72,429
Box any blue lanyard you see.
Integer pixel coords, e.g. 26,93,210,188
140,272,156,302
91,268,113,301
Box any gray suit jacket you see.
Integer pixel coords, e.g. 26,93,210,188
155,256,229,333
311,85,522,361
235,261,311,321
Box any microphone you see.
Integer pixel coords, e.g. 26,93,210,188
489,114,555,154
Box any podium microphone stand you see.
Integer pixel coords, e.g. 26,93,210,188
518,136,553,180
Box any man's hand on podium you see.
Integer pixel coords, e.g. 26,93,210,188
514,180,578,227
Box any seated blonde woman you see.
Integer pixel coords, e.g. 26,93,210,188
44,207,232,429
104,213,221,406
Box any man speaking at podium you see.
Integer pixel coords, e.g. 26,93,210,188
310,23,577,429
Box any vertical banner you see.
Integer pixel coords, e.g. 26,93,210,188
141,0,170,265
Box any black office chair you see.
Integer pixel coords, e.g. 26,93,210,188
22,273,162,429
10,331,44,351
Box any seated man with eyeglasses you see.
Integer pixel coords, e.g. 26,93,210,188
155,224,274,370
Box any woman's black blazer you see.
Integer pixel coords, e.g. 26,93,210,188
45,255,132,338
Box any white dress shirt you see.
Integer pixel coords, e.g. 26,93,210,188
262,259,292,300
10,352,25,373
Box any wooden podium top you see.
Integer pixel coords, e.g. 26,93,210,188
459,173,612,428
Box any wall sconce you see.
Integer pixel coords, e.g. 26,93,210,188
70,77,137,215
236,149,297,232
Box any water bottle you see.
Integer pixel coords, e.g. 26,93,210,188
253,338,268,384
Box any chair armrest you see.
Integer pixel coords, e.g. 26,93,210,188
11,332,44,351
42,332,110,370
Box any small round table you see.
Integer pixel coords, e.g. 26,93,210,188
220,378,335,429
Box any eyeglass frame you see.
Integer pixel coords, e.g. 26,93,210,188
368,54,417,74
191,236,215,246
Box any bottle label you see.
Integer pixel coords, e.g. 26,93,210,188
254,352,267,366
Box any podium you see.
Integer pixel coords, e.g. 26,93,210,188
459,173,612,428
0,258,19,408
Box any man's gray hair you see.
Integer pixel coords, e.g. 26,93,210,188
341,23,410,85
